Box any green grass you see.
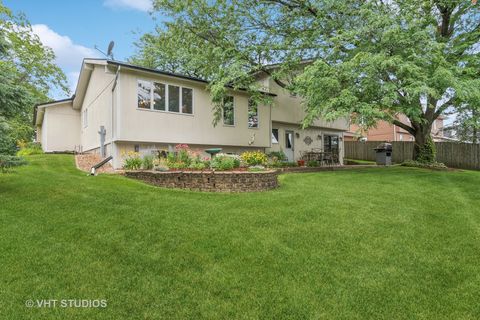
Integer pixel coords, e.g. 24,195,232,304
1,154,480,319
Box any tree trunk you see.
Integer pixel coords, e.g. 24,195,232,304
412,123,435,162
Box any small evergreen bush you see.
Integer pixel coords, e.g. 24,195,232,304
416,136,436,164
402,160,447,170
0,155,27,172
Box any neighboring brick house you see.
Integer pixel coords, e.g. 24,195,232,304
345,114,445,142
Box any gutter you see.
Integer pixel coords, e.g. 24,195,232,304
106,60,277,97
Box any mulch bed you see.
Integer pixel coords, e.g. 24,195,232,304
75,154,115,174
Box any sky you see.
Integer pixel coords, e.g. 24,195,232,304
4,0,157,98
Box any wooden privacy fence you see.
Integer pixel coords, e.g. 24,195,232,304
344,141,480,170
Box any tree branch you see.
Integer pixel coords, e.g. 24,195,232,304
393,119,416,135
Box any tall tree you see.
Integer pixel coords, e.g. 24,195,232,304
0,1,68,154
135,0,480,162
446,106,480,143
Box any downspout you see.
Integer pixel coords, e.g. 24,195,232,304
92,65,120,176
268,102,272,150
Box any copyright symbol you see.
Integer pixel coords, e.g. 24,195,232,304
25,300,34,308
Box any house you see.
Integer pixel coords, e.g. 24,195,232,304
345,114,446,142
34,59,348,169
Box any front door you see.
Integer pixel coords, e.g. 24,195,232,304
285,130,294,162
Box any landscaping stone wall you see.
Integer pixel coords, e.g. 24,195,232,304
125,170,278,192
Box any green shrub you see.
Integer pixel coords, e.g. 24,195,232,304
123,151,142,170
241,151,267,166
153,158,169,171
307,160,319,167
17,141,43,156
416,136,436,164
211,154,240,171
268,161,298,168
165,144,207,169
142,155,154,170
268,151,287,161
0,155,27,172
401,160,447,170
169,162,187,170
188,162,207,170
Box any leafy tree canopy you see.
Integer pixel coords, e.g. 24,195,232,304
133,0,480,160
446,105,480,143
0,1,68,154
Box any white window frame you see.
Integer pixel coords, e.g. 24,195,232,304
222,95,235,127
271,128,279,144
137,79,152,110
136,79,194,116
153,82,167,111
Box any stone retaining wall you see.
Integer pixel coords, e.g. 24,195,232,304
125,170,278,192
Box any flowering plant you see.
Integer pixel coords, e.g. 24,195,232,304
166,144,210,170
123,151,142,170
240,151,267,166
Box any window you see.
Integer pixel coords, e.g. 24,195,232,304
324,135,339,153
137,79,193,114
285,131,293,149
272,128,279,144
137,80,151,109
83,109,88,128
168,85,180,112
222,96,235,126
181,87,193,114
248,98,258,128
153,82,166,111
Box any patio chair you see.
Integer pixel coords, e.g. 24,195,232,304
322,152,334,166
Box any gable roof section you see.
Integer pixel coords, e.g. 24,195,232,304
34,98,74,126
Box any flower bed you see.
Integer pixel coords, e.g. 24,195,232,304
122,145,280,191
125,170,278,192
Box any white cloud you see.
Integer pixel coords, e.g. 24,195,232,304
31,24,101,97
32,24,98,70
103,0,152,12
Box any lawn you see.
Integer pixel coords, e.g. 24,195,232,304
1,154,480,320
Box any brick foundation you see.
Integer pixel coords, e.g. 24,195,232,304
125,170,278,192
